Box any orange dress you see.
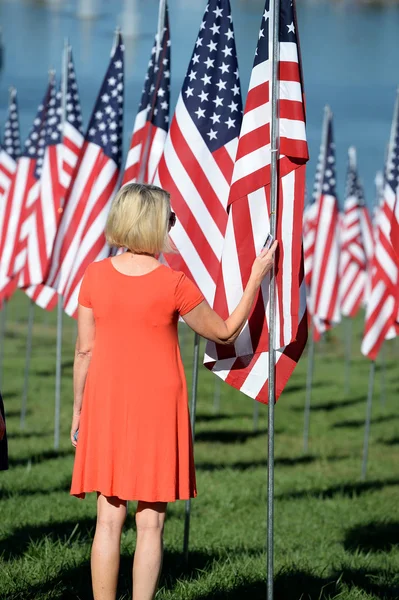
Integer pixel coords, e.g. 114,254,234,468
70,258,204,502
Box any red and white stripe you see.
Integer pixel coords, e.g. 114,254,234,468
303,200,318,289
204,0,309,403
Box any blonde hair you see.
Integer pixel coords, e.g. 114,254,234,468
105,183,173,254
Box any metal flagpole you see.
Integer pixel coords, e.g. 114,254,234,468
20,300,35,429
379,342,387,408
344,319,352,396
303,323,315,453
0,300,7,389
361,360,375,481
266,0,281,595
54,39,69,451
183,331,200,563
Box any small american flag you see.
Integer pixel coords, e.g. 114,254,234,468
362,92,399,359
0,80,52,299
46,33,124,317
204,0,309,403
122,2,170,185
308,109,341,340
155,0,243,306
339,147,368,318
26,47,85,310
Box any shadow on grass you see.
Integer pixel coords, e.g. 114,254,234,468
7,448,74,468
0,479,72,501
284,380,328,394
35,360,74,377
196,455,317,472
380,437,399,446
290,396,366,413
195,413,250,423
332,415,399,429
277,478,399,501
344,521,399,553
3,407,31,418
195,429,271,443
6,430,53,440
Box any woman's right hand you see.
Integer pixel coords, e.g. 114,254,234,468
250,240,278,288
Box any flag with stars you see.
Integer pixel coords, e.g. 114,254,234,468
0,88,21,304
204,0,308,403
46,33,124,318
122,2,171,185
0,79,53,301
27,46,85,310
339,147,368,318
308,108,341,341
362,91,399,359
154,0,243,306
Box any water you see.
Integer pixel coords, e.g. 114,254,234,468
0,0,398,208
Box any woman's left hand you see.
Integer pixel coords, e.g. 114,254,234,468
0,413,5,441
71,413,80,448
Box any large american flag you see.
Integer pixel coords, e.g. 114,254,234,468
0,80,52,300
154,0,243,306
339,147,368,317
204,0,309,402
26,48,85,310
122,2,170,185
46,34,124,317
362,93,399,359
308,108,341,340
0,88,21,303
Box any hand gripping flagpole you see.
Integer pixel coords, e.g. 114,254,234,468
266,0,280,596
183,331,200,563
54,40,69,450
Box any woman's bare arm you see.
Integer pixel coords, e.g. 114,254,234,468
72,305,95,427
183,241,277,345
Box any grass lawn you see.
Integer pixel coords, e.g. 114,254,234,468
0,291,399,600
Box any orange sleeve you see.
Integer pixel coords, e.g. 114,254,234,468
175,272,204,316
78,265,93,308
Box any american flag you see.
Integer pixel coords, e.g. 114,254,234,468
122,2,170,185
0,88,21,304
339,147,368,317
362,92,399,359
204,0,309,402
46,33,124,317
26,47,85,310
308,108,341,340
0,80,52,301
154,0,243,305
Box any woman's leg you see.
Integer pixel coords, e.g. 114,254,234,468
133,501,167,600
91,494,127,600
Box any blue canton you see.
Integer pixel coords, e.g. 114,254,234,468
321,117,338,198
66,49,84,134
139,4,171,132
87,34,124,167
2,88,21,161
254,0,297,67
182,0,242,153
386,102,399,195
23,80,54,179
44,84,62,149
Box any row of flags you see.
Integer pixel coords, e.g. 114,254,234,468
304,95,399,362
1,0,396,404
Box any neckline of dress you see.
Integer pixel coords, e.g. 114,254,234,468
109,257,164,278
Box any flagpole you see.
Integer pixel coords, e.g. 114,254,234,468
303,322,314,453
266,0,281,596
183,331,200,563
361,360,375,481
0,300,7,390
20,300,35,429
156,0,167,59
54,39,69,451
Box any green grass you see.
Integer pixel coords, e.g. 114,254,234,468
1,291,399,599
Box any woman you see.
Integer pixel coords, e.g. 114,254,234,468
0,391,8,471
70,183,277,600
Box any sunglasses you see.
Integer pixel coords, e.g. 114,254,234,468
169,211,176,227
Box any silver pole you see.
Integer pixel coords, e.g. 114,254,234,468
156,0,167,59
380,342,387,408
20,300,35,429
54,296,64,450
266,0,280,595
361,360,376,481
303,323,315,453
183,331,200,563
253,399,260,432
213,377,221,414
344,319,352,396
0,300,7,389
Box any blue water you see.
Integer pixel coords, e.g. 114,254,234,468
0,0,398,208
